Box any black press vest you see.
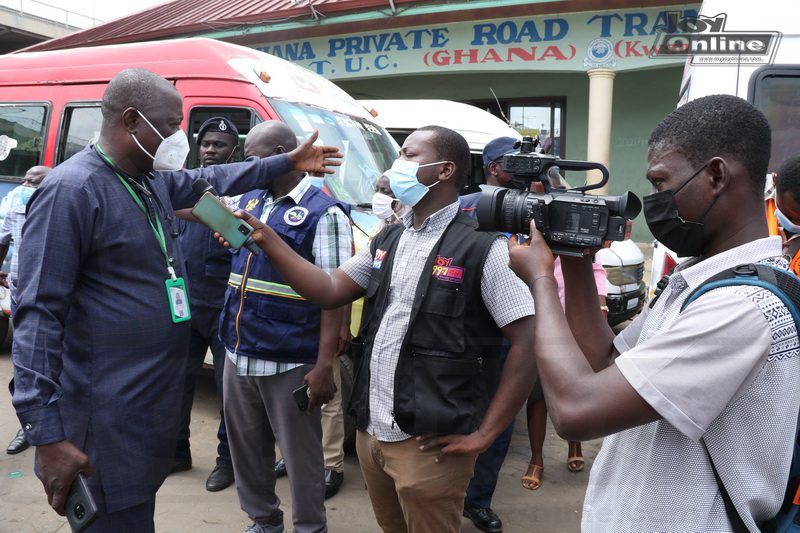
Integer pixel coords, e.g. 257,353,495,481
349,212,503,436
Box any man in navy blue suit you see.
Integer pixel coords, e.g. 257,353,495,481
11,68,340,531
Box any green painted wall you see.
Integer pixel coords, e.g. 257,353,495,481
337,65,683,241
609,66,683,241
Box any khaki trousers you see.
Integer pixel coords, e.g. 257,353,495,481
356,430,476,533
321,359,344,471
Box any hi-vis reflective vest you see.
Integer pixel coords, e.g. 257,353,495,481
218,185,349,364
767,197,800,276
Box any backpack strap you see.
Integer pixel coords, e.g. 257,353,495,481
681,263,800,326
683,263,800,532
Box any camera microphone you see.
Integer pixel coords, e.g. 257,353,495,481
191,178,261,256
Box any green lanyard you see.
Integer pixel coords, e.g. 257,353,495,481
95,144,176,280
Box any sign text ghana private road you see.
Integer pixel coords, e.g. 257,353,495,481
257,6,700,79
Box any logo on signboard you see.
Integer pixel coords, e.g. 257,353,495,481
584,38,617,69
284,206,309,226
649,12,781,66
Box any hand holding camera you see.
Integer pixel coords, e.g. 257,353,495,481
477,137,641,257
507,220,557,283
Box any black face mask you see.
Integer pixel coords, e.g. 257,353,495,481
643,163,716,258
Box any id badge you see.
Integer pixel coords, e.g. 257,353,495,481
165,277,191,323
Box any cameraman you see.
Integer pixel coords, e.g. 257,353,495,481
508,95,800,531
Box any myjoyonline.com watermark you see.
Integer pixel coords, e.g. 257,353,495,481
649,12,781,65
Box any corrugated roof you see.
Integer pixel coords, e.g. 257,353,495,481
20,0,426,53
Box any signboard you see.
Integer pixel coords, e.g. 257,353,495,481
254,5,699,80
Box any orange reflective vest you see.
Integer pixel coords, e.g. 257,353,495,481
767,197,800,276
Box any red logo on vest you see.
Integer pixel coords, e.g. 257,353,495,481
432,255,464,283
372,248,387,269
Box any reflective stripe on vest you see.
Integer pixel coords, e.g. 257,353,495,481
227,272,305,300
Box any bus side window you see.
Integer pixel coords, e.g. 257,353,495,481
751,69,800,173
57,105,103,165
0,103,48,180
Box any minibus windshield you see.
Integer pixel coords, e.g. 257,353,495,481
270,99,399,206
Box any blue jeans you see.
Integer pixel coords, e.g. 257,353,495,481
465,420,514,509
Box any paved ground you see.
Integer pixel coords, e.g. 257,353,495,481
0,349,604,533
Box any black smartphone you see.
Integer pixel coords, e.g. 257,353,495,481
66,473,98,533
293,384,310,412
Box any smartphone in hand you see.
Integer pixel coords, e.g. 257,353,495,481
191,192,254,250
66,473,98,533
293,384,310,412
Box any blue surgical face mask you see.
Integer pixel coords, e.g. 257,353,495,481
776,207,800,234
384,159,449,208
19,186,34,206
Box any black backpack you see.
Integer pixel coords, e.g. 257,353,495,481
679,263,800,533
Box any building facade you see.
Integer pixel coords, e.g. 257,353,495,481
24,0,700,240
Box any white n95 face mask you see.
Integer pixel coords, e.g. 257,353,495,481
131,110,190,171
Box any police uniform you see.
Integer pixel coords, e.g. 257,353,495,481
220,179,351,532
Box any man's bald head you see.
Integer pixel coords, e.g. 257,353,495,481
23,165,50,188
101,68,180,122
244,121,298,158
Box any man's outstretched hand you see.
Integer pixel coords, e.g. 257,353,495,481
288,129,343,175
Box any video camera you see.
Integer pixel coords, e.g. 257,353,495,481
476,137,641,257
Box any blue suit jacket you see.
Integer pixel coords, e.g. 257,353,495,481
11,146,290,512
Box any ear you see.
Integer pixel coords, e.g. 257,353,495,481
706,156,731,196
438,161,456,182
122,107,141,134
486,161,499,177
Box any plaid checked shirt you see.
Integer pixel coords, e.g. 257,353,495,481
0,204,27,295
226,176,353,376
341,201,535,442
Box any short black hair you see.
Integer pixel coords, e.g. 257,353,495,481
776,153,800,200
417,125,471,187
648,94,771,195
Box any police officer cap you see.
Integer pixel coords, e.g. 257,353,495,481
482,136,519,167
197,117,239,145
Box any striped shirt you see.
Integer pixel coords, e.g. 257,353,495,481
226,176,353,376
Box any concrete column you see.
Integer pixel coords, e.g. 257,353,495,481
586,68,616,194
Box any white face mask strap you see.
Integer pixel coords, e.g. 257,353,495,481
419,161,450,190
136,109,165,141
130,132,156,160
417,160,450,169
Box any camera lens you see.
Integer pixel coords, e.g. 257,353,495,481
74,503,85,520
